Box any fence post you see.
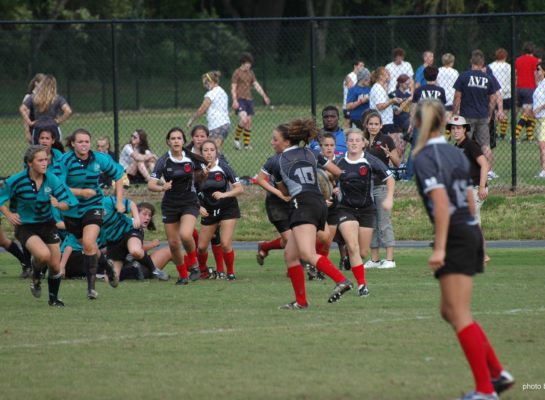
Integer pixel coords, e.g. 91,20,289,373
310,19,317,118
111,21,120,162
510,15,517,191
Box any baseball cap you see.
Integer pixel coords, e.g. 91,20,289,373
397,74,410,83
357,68,371,82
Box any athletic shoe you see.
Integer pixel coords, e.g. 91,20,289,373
365,259,382,269
305,263,318,280
87,289,98,300
358,284,369,297
459,391,498,400
152,268,170,281
48,298,65,307
256,242,267,266
30,281,42,298
342,256,351,271
278,301,309,310
328,279,353,303
243,145,252,150
316,271,326,280
20,266,31,279
227,273,236,281
105,259,119,288
233,140,241,150
175,278,189,285
216,272,226,280
537,170,545,178
188,266,201,282
492,370,515,394
378,260,397,269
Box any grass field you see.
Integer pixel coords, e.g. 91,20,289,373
0,248,544,400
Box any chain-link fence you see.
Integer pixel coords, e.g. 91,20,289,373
2,14,545,192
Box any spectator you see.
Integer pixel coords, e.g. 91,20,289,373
96,136,115,188
515,41,540,142
369,67,402,135
385,47,414,94
342,59,365,128
119,129,157,183
453,50,503,181
308,106,347,155
187,71,231,149
414,51,434,88
231,52,270,150
533,61,545,178
437,53,460,137
19,75,72,147
345,68,371,129
21,73,45,144
488,48,512,141
391,74,413,162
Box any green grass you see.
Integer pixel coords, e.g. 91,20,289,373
0,248,543,399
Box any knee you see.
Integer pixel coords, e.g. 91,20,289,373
131,248,145,260
220,239,231,253
197,245,207,254
167,238,181,250
82,242,96,255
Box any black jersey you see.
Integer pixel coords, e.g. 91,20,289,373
151,151,201,206
335,151,392,209
268,146,329,198
196,158,240,209
414,136,475,226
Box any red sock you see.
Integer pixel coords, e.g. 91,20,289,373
316,256,345,284
476,323,503,379
351,264,366,286
457,322,494,394
261,237,283,253
192,229,199,247
287,265,307,306
186,250,197,268
176,264,188,279
223,249,235,275
197,252,208,272
315,240,330,257
212,244,224,273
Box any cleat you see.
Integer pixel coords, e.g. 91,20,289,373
216,272,226,280
227,273,236,281
256,242,267,266
358,284,369,297
175,278,189,285
30,281,42,298
152,268,170,281
492,370,514,395
315,271,326,280
378,260,396,269
130,261,145,280
305,263,318,280
278,301,309,310
188,266,201,282
459,391,498,400
200,269,210,280
105,259,119,288
328,280,353,303
20,266,31,279
233,140,241,150
87,289,98,300
48,298,65,307
342,256,351,271
365,259,382,269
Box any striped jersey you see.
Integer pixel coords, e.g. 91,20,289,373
100,196,134,243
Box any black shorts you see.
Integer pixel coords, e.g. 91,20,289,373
64,209,104,240
106,229,144,261
15,221,60,247
382,124,397,134
162,203,200,224
201,204,241,226
236,98,255,116
327,205,340,226
289,193,327,231
64,251,86,278
266,196,290,222
516,88,534,107
434,223,484,279
336,206,375,228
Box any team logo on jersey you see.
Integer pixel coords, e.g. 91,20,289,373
359,166,368,176
44,186,52,194
53,233,60,240
184,163,192,173
214,172,223,182
94,210,101,216
93,163,101,172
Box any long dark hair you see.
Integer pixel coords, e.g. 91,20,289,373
165,127,206,163
133,129,151,155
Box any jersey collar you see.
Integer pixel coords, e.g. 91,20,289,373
426,136,448,146
343,151,368,164
283,145,299,153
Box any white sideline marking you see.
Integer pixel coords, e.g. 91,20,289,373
1,307,543,351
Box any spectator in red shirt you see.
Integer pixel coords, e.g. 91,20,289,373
515,42,540,141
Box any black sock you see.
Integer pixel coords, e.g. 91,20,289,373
138,253,156,272
98,253,111,273
84,254,98,291
22,246,32,270
48,272,62,301
31,259,43,281
6,242,27,268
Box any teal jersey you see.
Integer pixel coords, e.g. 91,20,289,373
54,150,124,218
49,148,64,172
100,196,133,243
60,232,82,253
0,170,78,224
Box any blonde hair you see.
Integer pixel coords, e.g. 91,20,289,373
370,67,387,85
202,70,221,84
345,127,369,148
412,99,446,157
441,53,455,66
27,73,45,94
33,75,57,113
